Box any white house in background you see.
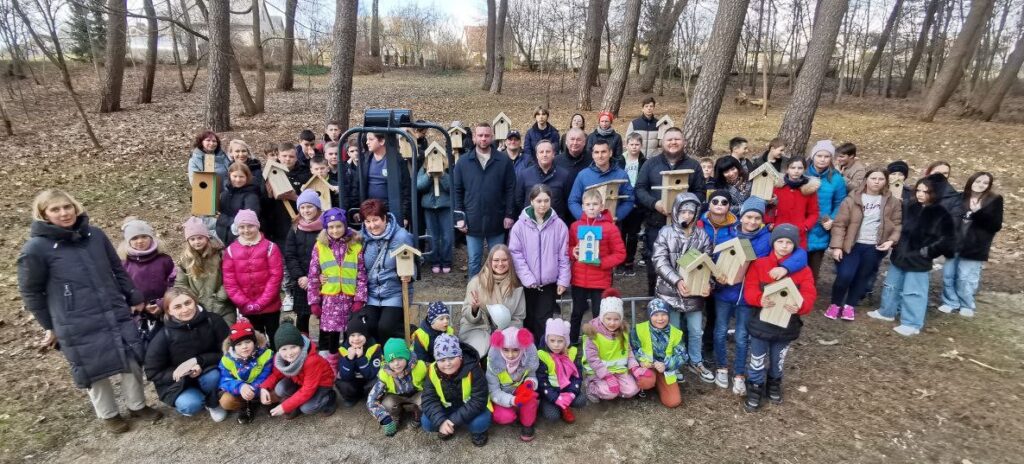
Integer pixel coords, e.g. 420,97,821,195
127,10,285,60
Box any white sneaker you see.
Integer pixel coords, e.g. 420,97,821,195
937,304,956,314
714,368,729,389
893,325,920,336
208,406,227,422
959,308,975,318
867,310,895,322
732,376,746,395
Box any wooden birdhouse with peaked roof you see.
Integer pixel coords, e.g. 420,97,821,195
748,162,782,201
656,115,675,140
652,169,693,213
713,238,757,286
577,225,603,265
585,179,628,216
759,277,803,328
492,112,512,141
889,177,904,200
389,244,422,278
676,249,718,297
302,175,333,210
447,126,466,150
399,135,414,159
263,160,293,198
191,171,218,216
424,142,448,196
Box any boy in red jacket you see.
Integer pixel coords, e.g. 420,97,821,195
259,322,337,418
568,189,626,344
742,224,816,412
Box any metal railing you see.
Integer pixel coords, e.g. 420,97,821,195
413,296,655,326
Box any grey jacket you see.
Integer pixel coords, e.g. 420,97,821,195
652,193,713,313
485,342,539,408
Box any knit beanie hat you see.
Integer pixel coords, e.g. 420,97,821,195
233,209,260,228
273,321,304,348
426,301,450,325
708,189,732,205
887,160,910,178
297,189,322,210
599,288,624,319
809,140,836,158
229,318,257,346
647,298,670,318
544,318,570,342
739,197,767,219
321,207,347,230
122,219,155,242
433,334,463,360
182,217,208,240
346,314,371,340
490,326,533,350
383,338,411,362
771,223,801,247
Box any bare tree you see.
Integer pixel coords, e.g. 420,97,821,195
856,0,903,97
370,0,380,58
577,0,605,110
251,0,264,112
490,0,509,93
98,0,126,112
895,0,942,98
276,0,296,90
326,0,358,129
637,0,688,93
962,5,1024,120
483,0,496,90
179,0,197,63
205,0,231,130
600,0,642,115
137,0,158,103
920,0,996,122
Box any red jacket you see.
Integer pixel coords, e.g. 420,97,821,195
743,251,817,341
767,178,820,249
222,234,284,315
260,341,335,414
568,210,626,289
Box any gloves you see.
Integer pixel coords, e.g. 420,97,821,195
353,301,365,312
604,375,620,395
513,382,538,407
311,304,322,317
381,416,397,437
244,303,261,314
555,392,574,409
631,366,649,379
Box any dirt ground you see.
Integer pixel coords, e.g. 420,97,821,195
1,66,1022,463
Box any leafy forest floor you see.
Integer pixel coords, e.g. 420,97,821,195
1,66,1022,463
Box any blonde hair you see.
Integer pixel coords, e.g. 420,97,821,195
32,189,84,222
475,245,521,298
582,189,605,205
178,233,223,277
161,287,199,317
227,139,252,157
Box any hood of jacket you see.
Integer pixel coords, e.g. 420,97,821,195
579,209,614,227
362,212,399,241
487,342,539,377
163,306,213,331
30,215,92,244
738,223,771,242
582,316,621,339
670,192,702,230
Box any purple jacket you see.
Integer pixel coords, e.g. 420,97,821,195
123,251,176,304
508,207,570,288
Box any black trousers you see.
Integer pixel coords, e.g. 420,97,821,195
619,209,645,266
319,330,342,354
570,286,602,344
335,377,373,404
247,312,281,349
361,305,407,343
644,225,662,296
524,284,559,344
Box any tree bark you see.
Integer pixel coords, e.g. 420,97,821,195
681,0,752,157
490,0,509,94
275,0,297,90
251,0,264,112
895,0,941,98
587,0,611,88
370,0,381,58
777,0,848,154
326,0,358,130
206,0,231,131
637,0,688,93
576,0,605,109
599,0,642,115
179,0,197,64
137,0,158,104
963,13,1024,120
856,0,903,97
98,0,127,113
166,0,188,92
482,0,496,90
919,0,995,122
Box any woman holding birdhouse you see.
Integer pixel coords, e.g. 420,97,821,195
416,159,453,274
359,199,416,344
187,130,231,186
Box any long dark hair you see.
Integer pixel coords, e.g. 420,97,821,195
962,171,996,206
714,155,743,186
915,178,937,205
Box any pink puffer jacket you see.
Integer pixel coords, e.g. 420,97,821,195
222,235,284,315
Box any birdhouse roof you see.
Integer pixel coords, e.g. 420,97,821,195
713,237,757,259
677,249,717,273
424,142,446,158
493,112,511,125
577,225,603,240
748,162,781,181
388,244,422,258
656,115,674,127
302,175,331,191
585,179,627,191
660,169,694,178
448,126,467,135
763,278,803,305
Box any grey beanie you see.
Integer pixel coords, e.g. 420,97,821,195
770,223,801,247
122,219,155,242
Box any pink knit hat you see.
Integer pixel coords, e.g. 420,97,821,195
544,318,570,341
182,217,208,239
490,326,533,350
233,209,260,228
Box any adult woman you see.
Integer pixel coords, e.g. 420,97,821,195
459,245,527,357
144,288,230,420
17,189,163,433
711,155,751,215
805,140,848,279
360,199,416,342
508,184,570,342
768,157,820,250
939,172,1003,318
226,139,264,192
187,130,231,185
559,113,586,153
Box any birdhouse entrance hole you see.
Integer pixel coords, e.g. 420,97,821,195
199,181,208,189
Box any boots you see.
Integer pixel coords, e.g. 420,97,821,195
767,377,783,404
237,401,254,424
561,406,576,424
744,382,764,413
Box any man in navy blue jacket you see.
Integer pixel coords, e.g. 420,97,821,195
514,140,572,226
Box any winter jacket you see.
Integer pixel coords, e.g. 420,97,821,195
262,164,312,247
361,213,415,307
523,123,560,159
306,234,367,332
653,194,713,313
805,165,848,252
416,167,452,210
174,253,233,324
927,173,965,221
144,309,230,407
216,183,261,244
634,153,708,228
891,202,955,272
337,341,382,382
18,216,146,389
839,160,867,192
367,353,423,422
585,129,624,164
955,195,1003,261
582,318,638,379
751,151,790,173
714,225,808,305
242,158,266,196
421,342,489,428
507,151,533,175
628,323,686,372
708,178,752,216
697,212,738,252
260,339,335,414
768,177,821,249
743,252,816,342
554,148,593,188
485,343,539,408
567,163,635,221
508,207,571,288
626,115,660,157
218,332,272,396
829,185,902,253
536,348,583,404
514,162,574,225
123,250,176,305
412,320,454,364
568,210,626,289
284,224,320,316
187,148,231,186
452,148,517,237
222,234,284,315
458,278,526,358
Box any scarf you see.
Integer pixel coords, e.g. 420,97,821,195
236,233,261,247
784,175,809,189
127,240,158,257
275,337,310,377
551,350,578,388
503,350,524,376
596,126,614,137
490,271,514,302
296,217,324,233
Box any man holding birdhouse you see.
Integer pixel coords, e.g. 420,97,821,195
567,140,634,222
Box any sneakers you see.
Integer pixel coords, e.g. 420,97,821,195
893,325,920,336
840,305,855,321
431,266,441,274
960,308,975,318
282,293,294,312
519,425,536,442
767,378,783,404
237,402,254,425
410,410,422,428
937,304,956,314
442,267,451,274
714,368,729,389
321,391,338,417
471,431,489,447
867,310,895,322
689,362,715,383
744,382,764,413
824,304,840,320
732,376,746,396
102,415,130,434
561,407,576,424
128,405,164,423
208,406,228,422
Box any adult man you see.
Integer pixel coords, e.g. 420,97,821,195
359,132,412,226
567,140,634,221
634,127,707,295
504,130,531,175
453,123,517,279
728,136,754,174
835,142,866,192
515,140,573,226
554,128,593,188
626,97,660,157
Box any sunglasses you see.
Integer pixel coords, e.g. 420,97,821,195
710,198,730,206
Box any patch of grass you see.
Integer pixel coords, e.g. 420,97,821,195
294,64,330,76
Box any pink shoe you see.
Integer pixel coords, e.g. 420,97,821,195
824,304,840,320
442,267,451,274
431,266,441,274
841,305,855,321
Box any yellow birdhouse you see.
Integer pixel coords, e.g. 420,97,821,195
263,160,294,198
759,278,803,328
656,115,675,140
713,238,757,286
748,162,782,201
652,169,693,213
585,179,627,215
389,244,422,278
448,126,466,150
492,112,512,140
191,171,219,216
302,175,333,210
399,135,413,160
676,249,718,297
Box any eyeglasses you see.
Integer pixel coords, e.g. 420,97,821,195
710,198,730,206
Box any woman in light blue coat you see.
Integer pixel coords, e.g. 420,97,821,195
805,140,847,279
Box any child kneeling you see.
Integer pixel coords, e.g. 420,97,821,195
486,327,540,442
630,299,686,408
259,322,338,418
583,289,644,402
537,318,586,423
367,338,425,436
421,334,492,447
335,315,381,406
218,319,273,424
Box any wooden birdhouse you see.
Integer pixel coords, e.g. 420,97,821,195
202,153,216,172
748,162,782,201
191,171,218,216
389,244,422,278
656,115,675,140
585,179,627,215
652,169,693,213
399,135,413,159
577,225,603,265
759,277,803,328
424,142,448,196
448,126,466,150
263,160,294,198
302,175,333,210
713,238,757,286
889,177,904,200
492,112,512,141
676,249,718,297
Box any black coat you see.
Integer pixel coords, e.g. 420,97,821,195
452,149,517,237
585,130,624,166
634,152,707,227
554,149,593,188
956,195,1003,261
17,216,145,388
144,310,229,407
285,226,319,315
891,202,955,272
421,342,489,429
264,165,312,248
217,183,261,244
514,163,573,225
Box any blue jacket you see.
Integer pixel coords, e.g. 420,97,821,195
361,213,416,307
806,165,848,252
535,348,583,404
452,148,517,237
187,148,231,187
567,163,635,221
509,151,534,176
337,341,382,382
713,224,808,304
514,162,574,225
415,167,452,210
523,123,560,159
218,345,273,396
697,212,739,251
412,320,448,364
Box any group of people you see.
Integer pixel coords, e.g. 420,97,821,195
17,97,1004,446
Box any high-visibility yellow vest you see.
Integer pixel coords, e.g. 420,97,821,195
317,241,362,296
413,326,454,352
582,333,630,376
220,348,273,383
377,359,426,393
634,322,684,384
427,363,493,411
537,347,578,388
339,344,381,362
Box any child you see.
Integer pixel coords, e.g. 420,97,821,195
222,209,284,346
309,155,330,180
218,318,273,424
421,334,492,447
486,327,540,442
336,314,382,406
323,143,343,207
264,143,312,248
742,224,816,412
651,192,715,383
175,217,234,324
887,160,914,205
367,338,426,437
119,218,175,351
307,207,367,358
413,301,455,364
630,299,685,408
835,142,866,192
217,162,261,244
321,120,343,153
536,318,585,423
805,140,848,279
297,129,322,164
568,189,626,343
768,157,820,250
284,190,323,337
939,172,1003,318
416,159,453,273
582,288,644,401
699,157,715,182
259,321,337,418
618,132,647,276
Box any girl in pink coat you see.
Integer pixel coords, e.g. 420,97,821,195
582,289,645,402
223,209,284,347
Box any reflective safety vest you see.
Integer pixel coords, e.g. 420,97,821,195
582,333,630,376
377,359,426,393
634,322,684,384
536,347,578,388
427,363,493,411
413,326,454,352
317,241,362,296
221,348,273,383
339,343,382,378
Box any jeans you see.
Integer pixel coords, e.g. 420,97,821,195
570,286,602,344
670,310,704,365
879,264,930,330
644,226,661,296
421,409,492,434
174,369,221,416
941,255,984,310
424,208,453,267
466,233,506,279
831,244,886,306
713,299,751,375
747,337,790,385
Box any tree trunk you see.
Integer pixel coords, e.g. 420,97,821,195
490,0,509,94
750,0,765,94
600,0,642,115
251,0,265,112
926,0,956,88
482,0,496,90
576,0,605,109
275,0,297,90
137,0,158,104
0,94,12,136
166,0,188,92
326,0,358,130
963,12,1024,120
896,0,941,98
856,0,903,97
919,0,995,122
179,0,197,64
588,0,611,88
638,0,688,93
370,0,381,58
98,0,127,113
681,0,752,157
777,0,848,154
206,0,231,131
229,45,259,115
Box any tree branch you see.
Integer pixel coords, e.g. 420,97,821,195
68,0,209,41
